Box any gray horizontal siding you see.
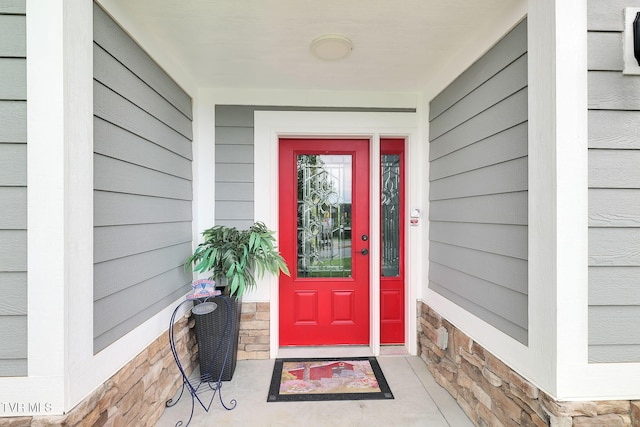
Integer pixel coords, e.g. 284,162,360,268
0,1,25,14
589,110,640,149
430,19,527,120
0,187,26,229
93,3,193,353
0,0,26,377
430,242,527,294
214,105,417,230
93,44,192,139
428,19,528,344
0,272,26,316
93,4,192,120
0,58,26,99
0,101,26,142
587,0,637,32
429,88,528,161
588,0,640,363
94,81,192,160
429,192,528,226
215,109,254,229
0,143,26,185
0,14,25,57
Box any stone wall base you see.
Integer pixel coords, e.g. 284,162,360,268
0,312,197,427
238,302,270,360
418,302,640,427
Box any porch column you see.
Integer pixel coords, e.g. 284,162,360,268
528,0,589,397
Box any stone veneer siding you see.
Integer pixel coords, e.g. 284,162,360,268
418,302,640,427
0,313,197,427
238,302,270,360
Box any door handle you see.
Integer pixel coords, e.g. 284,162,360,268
361,248,369,255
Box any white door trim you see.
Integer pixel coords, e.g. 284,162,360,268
252,110,418,358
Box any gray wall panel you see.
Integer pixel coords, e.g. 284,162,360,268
430,242,528,294
215,183,254,202
215,105,255,127
0,272,26,315
430,19,527,120
215,126,254,145
93,5,192,119
215,163,254,183
587,32,624,71
589,110,640,149
428,21,528,344
589,267,640,305
589,0,640,361
0,2,26,376
94,191,192,226
94,286,189,353
94,267,192,338
429,192,528,226
589,346,640,364
430,262,527,328
94,82,192,160
430,222,528,260
0,187,26,229
589,189,640,227
589,148,640,188
0,15,25,57
94,243,192,300
589,71,640,110
587,0,634,31
0,58,26,99
430,88,528,161
589,306,640,345
429,280,527,344
0,316,26,358
94,154,192,200
430,123,528,181
0,143,26,185
216,144,254,163
94,118,191,179
0,1,25,14
430,54,527,140
0,360,26,377
0,101,26,142
93,3,193,352
589,228,640,266
215,202,254,221
430,157,527,201
0,230,26,271
94,45,192,139
94,222,192,264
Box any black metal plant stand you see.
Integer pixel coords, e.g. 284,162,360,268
166,296,237,426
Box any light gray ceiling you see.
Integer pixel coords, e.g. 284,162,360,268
100,0,523,92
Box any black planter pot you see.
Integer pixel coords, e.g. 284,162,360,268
193,293,241,382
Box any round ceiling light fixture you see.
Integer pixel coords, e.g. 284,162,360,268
310,34,353,61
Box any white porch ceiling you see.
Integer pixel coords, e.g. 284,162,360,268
101,0,521,92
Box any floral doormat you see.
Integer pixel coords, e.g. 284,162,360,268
267,356,394,402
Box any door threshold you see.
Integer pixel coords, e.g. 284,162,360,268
277,346,373,359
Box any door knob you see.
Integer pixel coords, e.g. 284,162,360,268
361,234,368,241
361,248,369,255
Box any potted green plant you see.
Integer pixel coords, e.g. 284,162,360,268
187,221,289,297
185,222,289,380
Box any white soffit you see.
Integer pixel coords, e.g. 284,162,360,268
99,0,521,92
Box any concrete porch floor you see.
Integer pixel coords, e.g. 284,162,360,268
157,351,474,427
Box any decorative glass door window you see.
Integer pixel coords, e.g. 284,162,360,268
381,154,401,277
296,154,352,278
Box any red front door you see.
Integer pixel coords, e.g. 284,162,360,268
278,138,370,346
